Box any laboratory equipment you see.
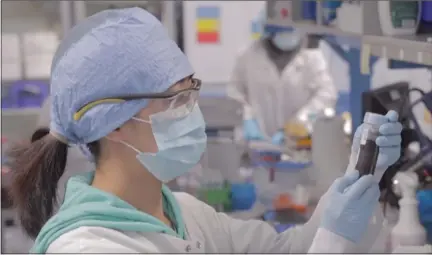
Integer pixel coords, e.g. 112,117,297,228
417,189,432,243
362,82,410,128
377,1,421,36
362,82,413,149
422,1,432,22
355,113,383,176
198,89,243,130
321,1,342,25
311,114,350,196
248,143,312,213
390,171,427,250
301,1,316,22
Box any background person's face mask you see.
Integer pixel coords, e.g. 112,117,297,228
271,31,301,51
119,104,207,182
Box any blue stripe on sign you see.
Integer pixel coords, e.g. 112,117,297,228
196,6,220,19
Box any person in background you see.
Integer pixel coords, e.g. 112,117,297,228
227,17,337,145
8,8,402,253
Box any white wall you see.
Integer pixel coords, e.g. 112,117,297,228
1,1,59,34
183,1,266,84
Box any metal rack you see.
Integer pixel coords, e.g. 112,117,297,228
266,1,432,131
266,19,432,66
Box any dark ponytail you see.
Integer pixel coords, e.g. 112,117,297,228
8,133,68,238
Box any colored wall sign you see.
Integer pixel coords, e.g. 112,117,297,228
196,6,220,44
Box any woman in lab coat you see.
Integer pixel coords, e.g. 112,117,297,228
8,8,403,253
228,25,338,144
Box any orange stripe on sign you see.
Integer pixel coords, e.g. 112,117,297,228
197,32,219,43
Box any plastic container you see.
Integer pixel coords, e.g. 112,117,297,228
302,1,317,21
251,150,311,211
355,112,386,176
230,183,256,211
378,1,421,36
321,1,342,25
1,96,15,109
422,1,432,22
391,172,427,250
7,80,49,108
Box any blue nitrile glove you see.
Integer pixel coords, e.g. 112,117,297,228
271,130,285,145
321,170,380,243
351,110,403,170
243,119,265,141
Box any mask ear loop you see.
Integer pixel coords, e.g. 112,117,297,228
132,117,151,124
105,136,142,154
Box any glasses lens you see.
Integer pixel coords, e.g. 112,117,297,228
149,89,198,119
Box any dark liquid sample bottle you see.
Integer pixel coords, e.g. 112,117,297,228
355,113,388,176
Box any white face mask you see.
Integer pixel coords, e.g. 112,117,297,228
115,104,207,182
271,31,301,51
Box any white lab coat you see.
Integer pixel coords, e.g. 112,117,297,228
227,40,338,137
47,192,354,253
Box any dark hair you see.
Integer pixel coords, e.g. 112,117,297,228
8,129,100,238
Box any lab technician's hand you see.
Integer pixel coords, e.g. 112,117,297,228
321,171,380,243
351,110,403,170
271,130,285,145
243,119,264,141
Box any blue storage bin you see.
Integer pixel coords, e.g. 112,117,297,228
422,1,432,22
1,95,15,109
8,80,49,108
302,1,317,21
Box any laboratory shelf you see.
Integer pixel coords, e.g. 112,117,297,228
266,20,432,66
1,108,41,117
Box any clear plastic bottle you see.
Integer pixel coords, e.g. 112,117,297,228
355,113,387,176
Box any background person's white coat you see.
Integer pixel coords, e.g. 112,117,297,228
227,40,338,137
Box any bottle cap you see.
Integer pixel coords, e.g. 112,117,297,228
363,112,388,126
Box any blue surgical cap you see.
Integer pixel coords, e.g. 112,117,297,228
256,7,298,38
50,7,194,144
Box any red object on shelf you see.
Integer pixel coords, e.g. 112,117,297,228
280,8,289,18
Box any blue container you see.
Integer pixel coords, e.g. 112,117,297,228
422,1,432,22
8,80,49,108
230,183,256,211
302,1,317,21
321,1,342,24
1,95,15,109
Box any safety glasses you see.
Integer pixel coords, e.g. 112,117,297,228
73,78,202,121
